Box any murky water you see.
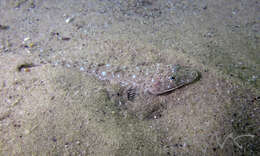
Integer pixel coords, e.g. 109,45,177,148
0,0,259,155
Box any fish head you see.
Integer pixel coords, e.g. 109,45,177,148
148,65,199,95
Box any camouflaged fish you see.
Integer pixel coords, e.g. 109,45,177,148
60,61,199,101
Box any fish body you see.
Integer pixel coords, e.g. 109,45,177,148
61,61,199,101
58,60,199,119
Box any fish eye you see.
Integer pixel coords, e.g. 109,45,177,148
170,76,175,80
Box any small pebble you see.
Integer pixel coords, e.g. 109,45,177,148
24,68,31,72
24,129,30,135
203,5,207,10
80,67,84,71
61,37,71,41
101,71,106,76
0,24,9,30
24,37,30,42
252,75,257,81
65,17,74,23
52,136,57,142
28,42,35,48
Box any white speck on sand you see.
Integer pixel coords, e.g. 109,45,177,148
101,71,106,76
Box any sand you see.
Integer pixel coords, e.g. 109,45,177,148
0,0,259,155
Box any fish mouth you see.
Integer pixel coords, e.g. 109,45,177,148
150,84,186,95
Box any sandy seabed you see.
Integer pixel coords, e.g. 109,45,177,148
0,0,259,155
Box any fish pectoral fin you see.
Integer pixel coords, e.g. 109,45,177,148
124,86,138,101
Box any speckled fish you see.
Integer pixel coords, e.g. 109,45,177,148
60,61,199,101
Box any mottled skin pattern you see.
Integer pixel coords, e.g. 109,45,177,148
59,61,199,119
91,63,198,99
142,64,199,96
